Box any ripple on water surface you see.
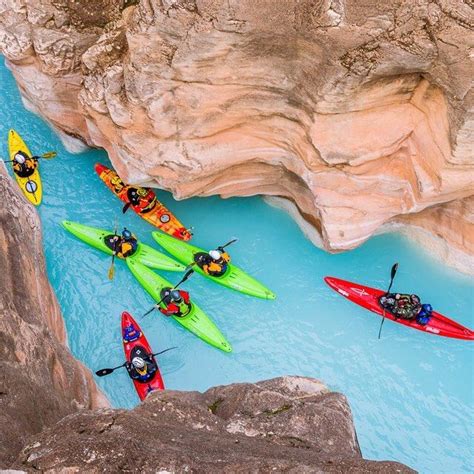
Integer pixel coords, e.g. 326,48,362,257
1,57,473,473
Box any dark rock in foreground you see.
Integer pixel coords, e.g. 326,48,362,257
15,376,414,473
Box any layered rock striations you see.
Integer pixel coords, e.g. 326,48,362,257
0,163,109,466
13,376,414,472
0,0,473,273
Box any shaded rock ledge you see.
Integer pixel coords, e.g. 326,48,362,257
0,0,473,274
0,163,413,471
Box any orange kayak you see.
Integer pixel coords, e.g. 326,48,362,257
95,163,191,241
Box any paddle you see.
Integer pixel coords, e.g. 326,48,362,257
217,238,238,252
2,151,57,163
378,263,399,339
122,202,131,214
95,347,177,377
142,269,195,318
108,220,119,280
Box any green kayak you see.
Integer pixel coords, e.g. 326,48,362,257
62,221,185,272
152,232,276,300
126,259,232,352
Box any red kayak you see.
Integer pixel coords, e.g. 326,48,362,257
324,277,474,341
121,312,165,400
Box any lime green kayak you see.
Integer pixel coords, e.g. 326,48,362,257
152,232,276,300
126,259,232,352
62,221,185,271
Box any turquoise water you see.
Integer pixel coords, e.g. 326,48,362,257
1,57,473,473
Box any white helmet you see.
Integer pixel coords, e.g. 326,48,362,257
132,357,145,369
14,153,26,164
209,250,221,260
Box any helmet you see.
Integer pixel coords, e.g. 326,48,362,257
14,153,26,164
122,228,132,239
209,250,221,260
170,290,182,302
422,304,433,313
132,357,145,369
137,188,148,197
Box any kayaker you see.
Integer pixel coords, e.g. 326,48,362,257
158,288,191,317
379,293,432,324
111,228,138,258
12,151,38,178
196,249,230,277
126,356,157,383
127,186,157,213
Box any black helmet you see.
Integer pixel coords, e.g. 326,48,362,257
170,290,182,302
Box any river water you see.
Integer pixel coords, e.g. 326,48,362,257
1,57,473,473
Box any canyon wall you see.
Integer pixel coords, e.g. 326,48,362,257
0,0,473,273
0,163,109,466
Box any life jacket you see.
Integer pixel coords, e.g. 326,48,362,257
123,325,141,342
116,236,138,258
159,291,191,317
13,156,37,178
203,252,230,276
127,187,157,213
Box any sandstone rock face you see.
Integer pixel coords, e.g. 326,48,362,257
13,376,414,472
0,0,473,272
0,163,109,467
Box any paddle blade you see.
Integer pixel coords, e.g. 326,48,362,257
108,263,115,280
96,368,114,377
391,263,399,279
122,202,131,214
42,151,57,159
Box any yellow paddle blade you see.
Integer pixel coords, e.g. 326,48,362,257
41,151,57,159
108,263,115,280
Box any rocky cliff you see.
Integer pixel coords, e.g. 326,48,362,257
0,163,109,466
0,0,473,273
13,377,414,472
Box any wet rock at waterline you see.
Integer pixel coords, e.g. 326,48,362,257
0,164,109,466
13,376,414,472
0,0,473,273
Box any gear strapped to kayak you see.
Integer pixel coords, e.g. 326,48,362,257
379,293,422,320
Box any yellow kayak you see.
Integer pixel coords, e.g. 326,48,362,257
8,129,42,205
